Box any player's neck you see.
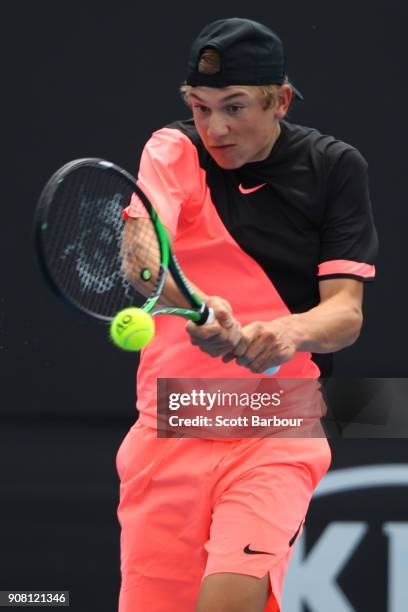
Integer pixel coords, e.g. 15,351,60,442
266,121,282,158
252,121,282,164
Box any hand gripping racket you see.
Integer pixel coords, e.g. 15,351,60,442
34,158,279,374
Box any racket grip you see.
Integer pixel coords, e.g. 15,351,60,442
195,304,216,325
204,307,216,324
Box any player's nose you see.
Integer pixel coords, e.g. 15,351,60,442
207,113,229,138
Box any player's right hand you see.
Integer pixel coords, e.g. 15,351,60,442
186,296,241,357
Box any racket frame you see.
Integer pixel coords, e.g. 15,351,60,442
34,158,211,324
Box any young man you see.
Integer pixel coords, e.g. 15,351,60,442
116,18,378,612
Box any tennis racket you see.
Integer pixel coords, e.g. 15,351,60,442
34,158,279,374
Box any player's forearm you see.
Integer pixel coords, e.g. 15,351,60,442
289,296,363,354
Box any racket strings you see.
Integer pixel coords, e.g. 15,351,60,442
42,166,164,318
83,186,128,311
60,168,119,311
51,170,94,301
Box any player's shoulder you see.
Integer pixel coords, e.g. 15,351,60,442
164,118,200,144
140,119,203,167
145,119,196,147
283,120,367,170
162,118,209,166
144,118,207,163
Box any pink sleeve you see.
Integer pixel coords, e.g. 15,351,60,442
123,128,204,236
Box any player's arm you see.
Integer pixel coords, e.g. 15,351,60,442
284,278,363,353
223,149,377,372
121,217,192,308
121,217,217,308
121,128,239,350
225,278,363,373
121,129,226,310
122,217,241,353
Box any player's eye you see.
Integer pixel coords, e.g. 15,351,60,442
192,105,210,114
225,105,244,115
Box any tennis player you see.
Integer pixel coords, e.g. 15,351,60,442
116,18,378,611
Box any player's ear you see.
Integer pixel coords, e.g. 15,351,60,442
275,84,293,119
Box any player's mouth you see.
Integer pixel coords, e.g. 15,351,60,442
209,144,236,150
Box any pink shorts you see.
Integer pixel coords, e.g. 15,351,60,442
116,421,331,611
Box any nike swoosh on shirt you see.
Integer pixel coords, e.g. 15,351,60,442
243,544,275,555
238,182,267,195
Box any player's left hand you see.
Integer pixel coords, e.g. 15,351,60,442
222,317,300,373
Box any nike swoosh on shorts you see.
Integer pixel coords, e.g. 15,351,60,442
243,544,275,555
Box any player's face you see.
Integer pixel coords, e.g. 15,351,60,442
190,86,288,169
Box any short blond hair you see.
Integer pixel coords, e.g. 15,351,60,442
180,48,290,110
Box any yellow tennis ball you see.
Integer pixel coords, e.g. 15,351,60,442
109,308,155,351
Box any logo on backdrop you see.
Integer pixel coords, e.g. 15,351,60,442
282,465,408,612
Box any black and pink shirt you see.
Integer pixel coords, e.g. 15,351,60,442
124,119,378,428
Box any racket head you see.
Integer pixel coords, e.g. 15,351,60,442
34,158,168,321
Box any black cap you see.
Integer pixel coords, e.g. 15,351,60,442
186,17,303,100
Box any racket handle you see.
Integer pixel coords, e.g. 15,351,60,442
196,305,216,325
263,366,280,376
204,307,216,324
